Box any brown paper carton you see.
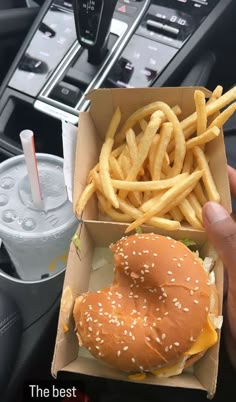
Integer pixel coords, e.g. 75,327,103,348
52,87,232,398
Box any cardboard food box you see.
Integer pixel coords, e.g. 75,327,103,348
52,87,232,398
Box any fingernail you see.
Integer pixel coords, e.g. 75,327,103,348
204,201,230,224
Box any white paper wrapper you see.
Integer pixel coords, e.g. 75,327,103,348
61,120,78,202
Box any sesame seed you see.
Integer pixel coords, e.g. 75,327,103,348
167,271,172,275
146,337,151,342
190,290,194,295
186,277,191,282
174,342,180,346
193,300,199,304
117,350,121,356
183,308,189,312
139,366,144,371
164,312,169,316
170,278,175,282
123,346,129,351
171,245,175,248
153,253,158,256
88,327,93,332
131,357,136,364
132,251,136,256
165,346,169,352
177,263,181,267
162,333,166,340
172,298,178,302
156,337,161,343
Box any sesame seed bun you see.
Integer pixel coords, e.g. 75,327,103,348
73,233,217,374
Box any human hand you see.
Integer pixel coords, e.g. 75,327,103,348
202,165,236,369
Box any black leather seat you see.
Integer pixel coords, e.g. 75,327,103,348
0,289,22,395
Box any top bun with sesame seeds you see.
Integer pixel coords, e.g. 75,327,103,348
73,233,219,377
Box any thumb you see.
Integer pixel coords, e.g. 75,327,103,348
202,201,236,288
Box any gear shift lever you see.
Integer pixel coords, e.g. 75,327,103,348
73,0,118,65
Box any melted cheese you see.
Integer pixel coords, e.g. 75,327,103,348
185,317,218,356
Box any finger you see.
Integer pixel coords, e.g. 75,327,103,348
227,165,236,199
203,201,236,355
202,201,236,287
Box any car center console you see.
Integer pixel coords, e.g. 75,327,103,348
0,0,234,158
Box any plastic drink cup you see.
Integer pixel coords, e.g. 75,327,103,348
0,153,78,281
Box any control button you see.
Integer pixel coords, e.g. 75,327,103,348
146,19,179,37
162,24,180,36
147,20,164,31
50,81,82,107
116,1,138,16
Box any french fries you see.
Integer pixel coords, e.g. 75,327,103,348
76,86,235,232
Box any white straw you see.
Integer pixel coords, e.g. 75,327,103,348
20,130,44,209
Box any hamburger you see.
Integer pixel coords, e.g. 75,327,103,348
73,233,221,377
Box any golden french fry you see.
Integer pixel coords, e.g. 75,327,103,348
109,155,124,180
193,146,220,202
140,174,188,212
139,119,147,132
90,169,102,191
194,90,207,136
128,191,142,208
87,163,99,184
209,102,236,129
169,207,184,222
76,181,96,216
153,103,186,177
112,173,188,192
125,170,203,233
194,181,208,206
118,198,181,231
152,122,173,180
186,126,220,150
126,128,138,163
111,143,126,158
181,85,236,131
126,128,144,177
119,116,162,199
97,192,132,223
182,150,193,173
187,192,203,224
105,106,121,139
115,102,181,145
179,199,204,230
99,137,119,208
207,85,223,104
118,153,131,178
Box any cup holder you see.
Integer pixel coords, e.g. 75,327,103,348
0,95,63,156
